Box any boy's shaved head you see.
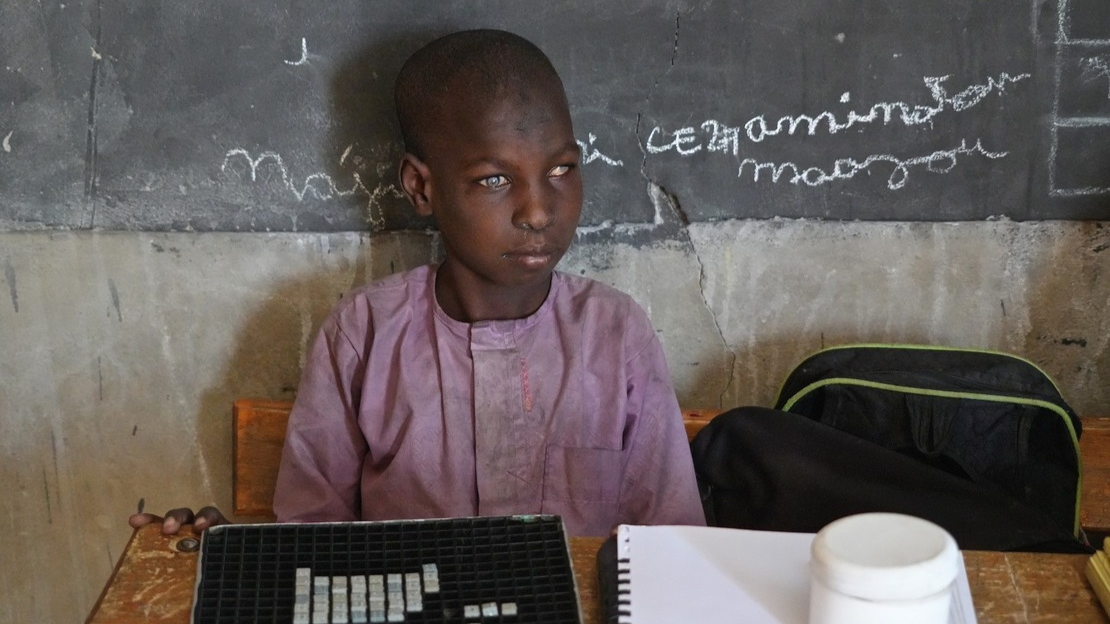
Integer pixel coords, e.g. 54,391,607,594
395,29,569,160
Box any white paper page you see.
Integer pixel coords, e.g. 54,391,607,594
619,525,813,624
616,525,977,624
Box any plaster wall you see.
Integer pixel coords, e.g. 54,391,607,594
1,220,1108,622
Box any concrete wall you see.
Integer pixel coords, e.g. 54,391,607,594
2,219,1108,622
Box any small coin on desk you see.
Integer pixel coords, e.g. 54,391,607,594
176,537,200,553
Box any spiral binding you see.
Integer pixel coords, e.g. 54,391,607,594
616,526,634,624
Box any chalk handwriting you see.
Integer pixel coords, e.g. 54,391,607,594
221,130,621,227
221,148,401,229
2,131,11,153
577,133,624,166
1079,56,1110,99
647,71,1030,154
737,138,1008,190
285,38,311,66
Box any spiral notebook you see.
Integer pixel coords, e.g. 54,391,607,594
602,525,977,624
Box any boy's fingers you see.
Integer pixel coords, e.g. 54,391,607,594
193,506,229,530
127,512,163,529
161,508,197,534
128,507,223,533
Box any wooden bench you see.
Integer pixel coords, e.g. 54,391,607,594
1084,418,1110,539
233,399,299,517
232,398,1110,538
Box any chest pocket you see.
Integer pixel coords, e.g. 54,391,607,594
541,445,623,504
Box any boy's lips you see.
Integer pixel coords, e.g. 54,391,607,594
503,245,562,268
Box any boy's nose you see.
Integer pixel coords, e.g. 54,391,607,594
512,185,556,231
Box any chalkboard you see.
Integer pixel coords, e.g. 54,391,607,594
0,0,1107,233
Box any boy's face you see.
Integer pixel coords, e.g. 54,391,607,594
400,79,583,303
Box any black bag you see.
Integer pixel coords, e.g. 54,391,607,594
773,344,1083,540
690,344,1089,553
692,406,1088,552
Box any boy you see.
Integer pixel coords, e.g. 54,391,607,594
131,29,704,537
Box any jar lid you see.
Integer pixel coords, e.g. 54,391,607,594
810,513,959,601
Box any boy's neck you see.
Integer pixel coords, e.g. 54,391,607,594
434,265,553,324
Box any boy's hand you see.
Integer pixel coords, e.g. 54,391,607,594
128,506,230,534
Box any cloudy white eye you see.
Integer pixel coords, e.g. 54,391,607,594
549,165,572,177
478,174,509,189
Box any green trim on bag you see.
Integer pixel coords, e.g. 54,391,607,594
775,343,1071,403
780,376,1084,537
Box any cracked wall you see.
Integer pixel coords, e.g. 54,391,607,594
3,220,1110,622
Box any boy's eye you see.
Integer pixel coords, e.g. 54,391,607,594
478,175,509,189
549,165,573,177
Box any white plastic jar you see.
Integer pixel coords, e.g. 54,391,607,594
809,512,960,624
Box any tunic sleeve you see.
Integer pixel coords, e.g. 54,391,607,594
272,307,369,522
617,324,707,528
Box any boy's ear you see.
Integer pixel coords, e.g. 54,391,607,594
398,153,433,217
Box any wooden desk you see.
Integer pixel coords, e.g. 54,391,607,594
88,524,1110,624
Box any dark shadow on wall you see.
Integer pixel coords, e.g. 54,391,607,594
323,31,448,233
191,232,436,520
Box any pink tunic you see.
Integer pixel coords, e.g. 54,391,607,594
273,264,705,536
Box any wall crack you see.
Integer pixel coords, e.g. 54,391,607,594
634,11,683,190
634,15,735,405
83,0,104,226
669,10,681,67
648,183,736,407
